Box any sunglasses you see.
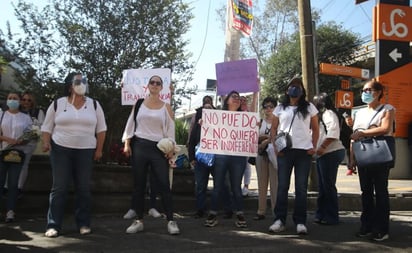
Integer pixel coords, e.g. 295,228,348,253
263,104,274,109
149,80,162,86
73,79,86,85
361,88,374,94
230,94,240,99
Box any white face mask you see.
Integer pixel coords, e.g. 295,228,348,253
73,83,87,95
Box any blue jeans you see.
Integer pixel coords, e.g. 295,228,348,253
194,162,214,212
0,160,23,211
210,155,246,214
274,149,312,225
47,141,94,231
358,165,390,234
131,138,174,221
315,149,345,224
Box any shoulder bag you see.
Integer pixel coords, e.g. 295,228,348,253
274,110,296,152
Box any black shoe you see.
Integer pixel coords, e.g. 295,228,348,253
253,214,265,220
235,214,247,228
204,214,218,227
223,211,233,219
372,233,389,242
356,230,373,238
17,189,23,199
193,210,204,219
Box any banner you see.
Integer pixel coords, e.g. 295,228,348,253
199,109,259,157
121,68,171,105
215,58,258,95
231,0,253,36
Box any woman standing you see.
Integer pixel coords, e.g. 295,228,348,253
349,80,395,242
42,72,107,237
269,78,319,235
122,75,180,235
254,96,278,221
313,93,345,225
204,90,248,228
0,92,32,222
17,92,45,195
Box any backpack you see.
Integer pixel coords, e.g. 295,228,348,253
133,98,145,131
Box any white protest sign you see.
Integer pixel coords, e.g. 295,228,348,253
121,68,171,105
199,109,259,157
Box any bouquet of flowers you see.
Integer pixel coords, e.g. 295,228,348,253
5,125,41,149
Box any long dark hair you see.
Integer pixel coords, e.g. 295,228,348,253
281,78,310,118
313,92,339,122
222,90,241,111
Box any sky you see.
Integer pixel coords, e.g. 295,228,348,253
1,0,376,110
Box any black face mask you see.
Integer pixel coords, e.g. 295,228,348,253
287,86,302,98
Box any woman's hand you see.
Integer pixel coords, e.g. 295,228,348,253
42,142,51,152
123,143,132,157
94,149,103,161
351,130,364,141
307,148,316,155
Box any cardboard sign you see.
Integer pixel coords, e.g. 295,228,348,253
199,109,259,157
121,68,171,105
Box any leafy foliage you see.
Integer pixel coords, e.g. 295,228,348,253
2,0,194,162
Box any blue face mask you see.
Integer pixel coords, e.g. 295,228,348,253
287,86,302,98
361,92,374,104
7,99,20,110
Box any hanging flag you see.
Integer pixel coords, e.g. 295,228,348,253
231,0,253,36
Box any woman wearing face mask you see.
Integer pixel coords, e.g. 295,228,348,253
269,78,319,235
0,92,32,222
312,93,345,225
41,72,107,237
349,80,395,242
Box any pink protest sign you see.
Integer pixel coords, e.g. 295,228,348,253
199,109,259,157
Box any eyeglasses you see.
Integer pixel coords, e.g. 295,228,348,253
149,80,162,86
21,98,32,102
230,94,240,99
263,104,274,109
361,88,374,94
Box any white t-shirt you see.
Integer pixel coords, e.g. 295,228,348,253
273,103,318,150
317,109,345,154
0,111,33,151
122,102,175,142
41,97,107,149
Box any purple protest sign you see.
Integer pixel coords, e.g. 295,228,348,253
215,58,258,95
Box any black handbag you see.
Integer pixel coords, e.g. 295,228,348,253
352,136,393,168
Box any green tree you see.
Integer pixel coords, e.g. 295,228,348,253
261,21,363,99
3,0,194,161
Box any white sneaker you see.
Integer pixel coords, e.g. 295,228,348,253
79,226,91,235
167,220,180,235
296,224,308,235
242,187,249,197
148,208,162,218
5,210,15,223
269,220,285,233
126,220,144,233
123,209,137,219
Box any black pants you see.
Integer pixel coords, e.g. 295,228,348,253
131,138,174,221
358,165,390,234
